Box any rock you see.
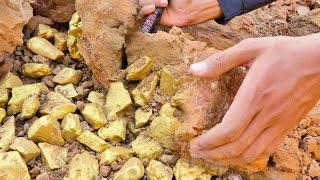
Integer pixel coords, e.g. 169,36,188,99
125,56,154,81
9,137,40,163
25,15,54,35
146,160,173,180
21,95,40,120
0,72,23,89
174,158,211,180
54,32,68,51
30,0,76,23
0,108,6,124
100,147,133,166
81,103,107,129
77,130,111,153
7,83,42,115
104,82,132,118
20,63,51,78
0,0,32,54
0,89,9,108
39,92,77,119
98,118,126,143
132,134,163,160
0,151,30,180
234,157,269,173
100,166,111,177
302,137,320,160
38,143,68,170
159,103,177,117
27,115,65,146
159,65,186,96
248,170,297,180
0,116,15,151
26,37,64,60
308,160,320,177
67,13,83,60
36,173,50,180
55,83,78,98
135,108,152,128
296,6,310,16
34,24,58,40
61,113,82,140
132,75,159,106
113,157,144,180
159,154,179,166
52,67,83,85
64,151,99,180
88,91,105,107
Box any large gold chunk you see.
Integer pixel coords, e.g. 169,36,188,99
20,63,51,78
77,130,111,153
0,116,15,151
61,113,82,140
67,13,83,60
132,75,159,106
27,115,65,146
100,147,133,165
87,91,105,107
21,95,40,120
0,151,30,180
26,37,64,60
9,137,40,163
126,56,154,81
81,103,107,129
54,32,68,51
146,160,173,180
52,67,83,85
98,118,126,143
104,82,132,118
64,151,99,180
0,89,9,108
174,158,212,180
132,134,163,160
135,108,152,128
114,157,144,180
0,108,6,124
34,24,58,40
0,72,22,89
38,143,68,170
55,83,78,98
39,92,77,119
159,65,186,96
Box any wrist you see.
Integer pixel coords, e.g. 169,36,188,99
187,0,223,25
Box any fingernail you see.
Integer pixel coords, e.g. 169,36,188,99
147,4,155,10
160,0,168,6
191,62,207,73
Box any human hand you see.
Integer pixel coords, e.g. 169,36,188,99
189,34,320,165
139,0,223,27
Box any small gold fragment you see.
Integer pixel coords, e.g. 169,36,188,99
52,67,83,85
38,143,68,170
0,108,6,124
81,103,107,129
0,72,23,89
114,157,144,180
61,113,82,140
159,65,186,96
21,95,40,120
0,151,30,180
67,12,83,60
171,87,189,108
135,108,152,128
27,37,64,60
98,118,126,143
146,160,173,180
126,56,154,81
159,103,177,118
0,116,15,151
54,32,68,51
55,83,78,98
174,158,212,180
77,130,111,153
88,91,105,107
9,137,40,163
20,63,51,78
132,75,159,106
0,89,9,108
34,24,58,40
132,133,163,160
100,147,133,165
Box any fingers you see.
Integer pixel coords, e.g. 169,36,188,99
139,0,168,16
140,5,156,16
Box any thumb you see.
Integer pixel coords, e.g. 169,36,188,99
191,39,262,78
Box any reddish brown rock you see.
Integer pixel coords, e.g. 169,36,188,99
25,15,54,36
302,137,320,160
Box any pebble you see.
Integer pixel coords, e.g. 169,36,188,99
111,161,122,171
42,76,54,88
76,101,85,111
36,172,50,180
100,166,111,177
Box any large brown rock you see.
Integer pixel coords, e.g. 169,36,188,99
30,0,75,23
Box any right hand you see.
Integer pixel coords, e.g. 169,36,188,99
139,0,223,27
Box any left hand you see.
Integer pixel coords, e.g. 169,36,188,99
189,34,320,165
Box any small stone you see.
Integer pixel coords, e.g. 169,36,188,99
0,108,6,124
132,75,159,106
22,56,31,63
62,55,73,65
100,166,111,177
52,67,83,85
0,72,23,89
159,65,186,96
104,82,132,118
20,63,51,78
77,130,111,153
67,12,83,60
135,108,152,128
61,113,82,140
111,161,122,171
36,172,50,180
28,115,65,146
308,160,320,177
42,76,54,88
146,160,173,180
54,32,68,51
55,83,78,98
159,154,179,166
174,158,211,180
0,89,9,108
314,0,320,8
76,101,86,111
0,116,15,151
296,6,310,16
303,137,320,160
88,91,105,107
32,54,50,63
38,143,68,170
114,157,144,180
21,95,40,120
81,103,107,129
27,37,64,60
39,92,77,119
100,147,134,166
9,137,40,163
132,134,163,160
98,118,126,143
125,56,154,81
64,151,99,180
34,24,58,40
0,151,30,180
